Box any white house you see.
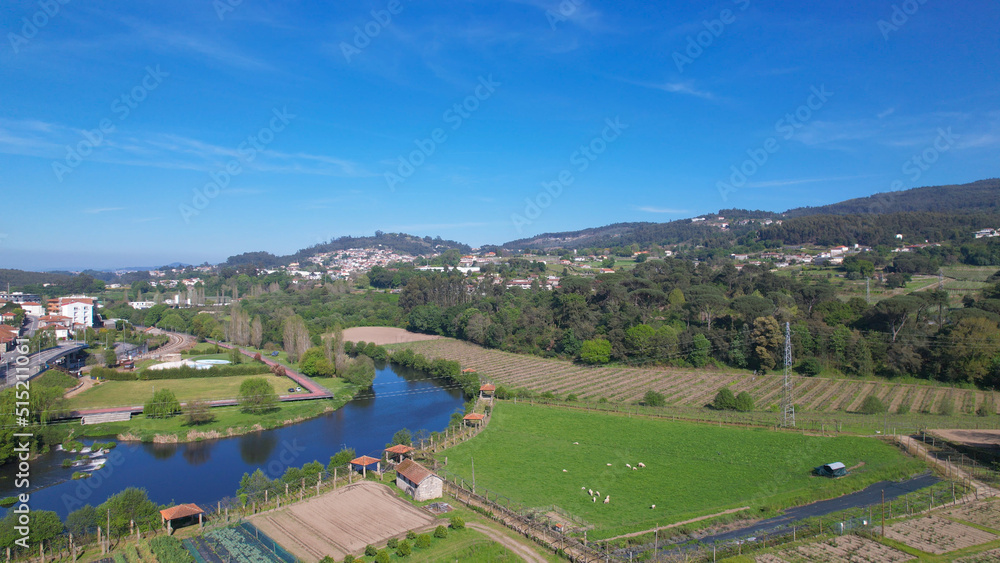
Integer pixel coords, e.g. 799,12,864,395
395,459,443,502
129,301,157,310
21,302,44,316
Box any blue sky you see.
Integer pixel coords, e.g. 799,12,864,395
1,0,997,269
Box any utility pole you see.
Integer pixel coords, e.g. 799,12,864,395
881,490,885,537
781,322,795,427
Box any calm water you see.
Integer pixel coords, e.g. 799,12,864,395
0,363,465,518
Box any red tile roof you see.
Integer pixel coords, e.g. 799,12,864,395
384,444,415,454
350,455,381,466
463,413,485,421
479,384,496,392
395,459,436,485
159,503,204,520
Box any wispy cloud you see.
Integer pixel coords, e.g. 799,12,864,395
84,207,125,214
877,107,895,119
611,76,714,100
745,175,874,188
636,206,689,214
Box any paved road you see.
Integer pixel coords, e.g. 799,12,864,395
1,342,86,387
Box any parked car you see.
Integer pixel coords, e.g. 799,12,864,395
270,351,280,357
287,387,295,392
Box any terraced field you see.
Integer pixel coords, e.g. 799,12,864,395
396,338,1000,416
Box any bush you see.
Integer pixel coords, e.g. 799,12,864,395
433,525,448,538
405,530,417,540
318,557,335,563
374,550,390,563
565,393,578,402
794,357,823,376
939,395,955,416
396,540,411,557
896,403,911,415
0,497,16,507
62,459,73,468
579,338,612,365
734,392,755,412
713,387,736,410
386,538,398,549
364,545,377,557
643,390,665,407
342,556,355,563
449,516,465,529
185,399,215,425
415,534,431,548
858,395,887,415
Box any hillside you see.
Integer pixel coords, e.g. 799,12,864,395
225,232,471,267
784,178,1000,217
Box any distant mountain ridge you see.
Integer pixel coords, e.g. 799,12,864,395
224,232,471,268
783,178,1000,217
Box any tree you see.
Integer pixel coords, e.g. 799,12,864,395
643,390,665,407
449,516,465,529
713,387,736,410
579,338,612,365
282,315,311,363
389,428,412,447
795,357,823,376
96,488,161,536
434,525,448,538
858,395,887,414
328,447,356,472
751,316,782,370
0,510,62,548
734,391,755,412
396,539,411,557
238,377,278,414
250,316,263,348
185,399,214,425
300,347,334,377
103,348,117,367
144,389,181,419
66,505,97,537
688,334,711,367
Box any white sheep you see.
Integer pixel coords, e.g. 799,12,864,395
588,489,593,496
632,466,638,471
638,462,646,468
562,469,568,472
626,463,631,469
573,441,579,445
650,504,656,509
595,491,599,497
604,496,610,504
581,486,586,490
592,497,596,502
606,463,612,466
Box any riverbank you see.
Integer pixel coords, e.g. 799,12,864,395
69,378,358,443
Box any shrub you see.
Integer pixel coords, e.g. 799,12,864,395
318,557,335,563
939,395,956,416
713,387,736,410
405,530,417,540
579,338,612,365
896,403,911,415
185,399,214,425
0,497,16,508
643,390,665,407
342,556,355,563
62,459,73,468
396,540,411,557
415,534,431,548
386,538,398,549
149,536,193,563
434,525,448,538
374,550,390,563
565,393,578,402
735,392,755,412
858,395,887,415
794,357,823,376
449,516,465,529
364,545,377,557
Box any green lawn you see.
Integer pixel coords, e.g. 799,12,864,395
66,374,297,410
444,403,925,539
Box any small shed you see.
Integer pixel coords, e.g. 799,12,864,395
160,503,204,533
385,444,415,463
350,455,381,477
479,383,496,398
395,459,443,501
815,462,848,478
463,413,486,427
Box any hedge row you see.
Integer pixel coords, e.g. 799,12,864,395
90,363,271,381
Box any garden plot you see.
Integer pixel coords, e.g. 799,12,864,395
250,481,436,562
884,515,998,554
940,499,1000,530
956,547,1000,562
773,535,910,562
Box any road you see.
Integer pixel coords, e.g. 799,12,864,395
467,522,549,563
1,341,86,387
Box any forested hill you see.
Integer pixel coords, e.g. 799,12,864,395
503,220,753,251
0,268,76,288
225,232,472,268
783,178,1000,217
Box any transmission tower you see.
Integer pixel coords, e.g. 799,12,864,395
781,321,795,427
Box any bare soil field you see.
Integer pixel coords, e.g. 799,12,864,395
772,535,910,562
884,515,998,554
940,499,1000,530
957,547,1000,562
250,481,436,562
342,327,442,345
930,429,1000,454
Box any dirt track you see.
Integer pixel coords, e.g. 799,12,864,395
468,522,548,563
250,481,435,562
929,429,1000,453
342,327,441,345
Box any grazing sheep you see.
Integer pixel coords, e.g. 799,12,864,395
592,497,596,502
650,504,656,509
562,469,568,472
632,466,638,471
626,463,631,469
573,442,579,445
604,496,610,504
638,462,646,468
588,489,593,496
581,486,586,490
606,463,612,466
595,491,600,497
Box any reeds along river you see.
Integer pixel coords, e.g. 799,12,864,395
0,363,465,519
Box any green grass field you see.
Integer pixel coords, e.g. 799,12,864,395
444,403,925,539
66,374,299,410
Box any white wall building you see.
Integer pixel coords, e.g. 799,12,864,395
58,297,95,328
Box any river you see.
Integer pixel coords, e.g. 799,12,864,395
0,363,465,518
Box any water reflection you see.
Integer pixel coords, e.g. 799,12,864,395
182,441,214,465
239,431,278,464
145,442,178,460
